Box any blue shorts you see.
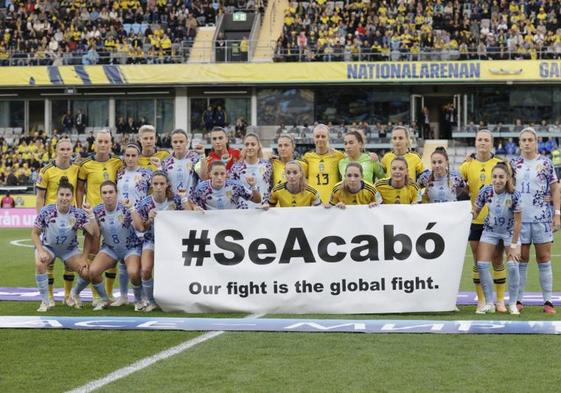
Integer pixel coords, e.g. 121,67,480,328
39,246,81,264
142,240,155,252
480,231,518,247
100,245,142,261
520,222,553,244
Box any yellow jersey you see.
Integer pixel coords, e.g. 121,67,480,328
303,149,345,204
381,150,425,181
329,181,380,206
138,149,170,171
36,162,80,206
374,178,421,204
271,159,308,185
78,156,122,206
459,155,504,224
268,183,322,207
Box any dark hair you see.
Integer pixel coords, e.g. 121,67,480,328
151,170,174,200
345,162,364,175
57,176,74,194
430,146,450,186
345,131,364,145
171,128,189,139
390,156,410,183
124,143,141,153
99,180,117,193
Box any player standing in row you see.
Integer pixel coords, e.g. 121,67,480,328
35,138,80,307
230,133,272,208
375,157,421,204
339,131,384,184
472,163,522,314
191,160,262,210
303,124,345,204
460,129,507,313
330,163,380,207
137,125,170,171
268,161,321,207
418,147,467,203
272,134,308,185
161,129,207,201
32,177,99,312
133,171,186,311
70,181,144,311
113,143,152,307
380,126,426,181
77,130,122,301
510,128,560,314
207,127,240,171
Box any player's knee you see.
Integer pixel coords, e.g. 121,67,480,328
140,269,152,281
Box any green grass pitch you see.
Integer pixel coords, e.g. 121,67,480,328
1,228,560,393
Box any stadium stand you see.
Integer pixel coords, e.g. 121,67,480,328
275,0,561,62
0,0,223,66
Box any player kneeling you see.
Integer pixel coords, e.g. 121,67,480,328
70,181,144,311
32,177,99,312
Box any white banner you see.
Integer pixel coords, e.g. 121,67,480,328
155,202,471,314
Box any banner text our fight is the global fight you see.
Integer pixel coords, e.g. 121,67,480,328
154,202,471,314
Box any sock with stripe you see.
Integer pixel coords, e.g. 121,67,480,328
63,268,75,299
142,278,155,305
517,262,529,303
118,262,129,298
472,265,485,305
493,263,506,303
105,267,117,299
47,263,55,301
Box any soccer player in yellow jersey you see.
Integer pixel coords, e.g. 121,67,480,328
268,161,321,207
330,163,380,207
35,138,80,306
380,126,426,181
459,129,507,312
137,125,169,171
76,130,123,301
272,134,308,185
375,157,421,204
303,124,344,204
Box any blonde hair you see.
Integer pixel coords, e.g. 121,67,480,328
244,132,263,159
138,125,156,135
391,126,411,149
390,156,410,184
285,160,307,193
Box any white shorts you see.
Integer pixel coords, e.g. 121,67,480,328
39,246,81,264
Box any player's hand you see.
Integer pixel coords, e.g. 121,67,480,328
194,143,205,155
193,205,205,213
148,209,157,222
368,202,379,208
544,194,552,203
508,245,521,262
38,249,51,264
82,203,92,216
246,175,256,187
335,202,346,209
259,204,270,211
121,199,131,208
370,152,379,161
150,157,161,168
464,153,475,162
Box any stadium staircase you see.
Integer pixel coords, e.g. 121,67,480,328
252,0,288,62
188,26,216,63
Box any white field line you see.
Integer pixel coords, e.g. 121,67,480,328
66,313,264,393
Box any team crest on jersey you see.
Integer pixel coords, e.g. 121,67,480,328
68,217,76,227
185,162,192,171
259,166,266,176
479,172,486,182
117,214,125,224
505,197,512,208
134,175,141,182
103,171,109,180
319,163,325,172
537,163,543,173
226,191,233,200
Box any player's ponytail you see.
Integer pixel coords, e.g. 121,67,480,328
57,176,74,194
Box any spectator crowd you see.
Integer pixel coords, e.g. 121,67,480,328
276,0,561,62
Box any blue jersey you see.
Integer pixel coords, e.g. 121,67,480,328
476,185,521,235
117,167,152,207
93,203,141,258
230,159,272,208
191,179,252,210
134,194,184,242
34,204,90,254
417,170,466,203
510,155,558,223
161,151,201,198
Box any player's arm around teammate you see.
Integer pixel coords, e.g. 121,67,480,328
31,177,99,312
471,163,522,315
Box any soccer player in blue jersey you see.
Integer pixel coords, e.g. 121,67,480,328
70,181,144,311
472,163,522,314
31,177,99,312
132,171,186,312
191,160,261,210
510,128,561,314
114,143,152,307
417,146,467,203
230,133,272,208
161,129,207,201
